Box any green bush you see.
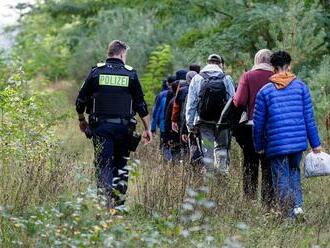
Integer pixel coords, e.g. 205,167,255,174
307,55,330,146
0,68,74,210
69,8,163,82
141,44,173,105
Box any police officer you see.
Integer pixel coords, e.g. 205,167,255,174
76,40,152,208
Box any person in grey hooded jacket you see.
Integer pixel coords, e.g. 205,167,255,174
185,54,235,173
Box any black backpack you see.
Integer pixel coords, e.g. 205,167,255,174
197,72,228,122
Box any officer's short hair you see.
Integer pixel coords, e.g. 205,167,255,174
107,40,129,57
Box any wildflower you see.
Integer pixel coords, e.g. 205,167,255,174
109,208,116,216
101,221,109,229
93,225,101,233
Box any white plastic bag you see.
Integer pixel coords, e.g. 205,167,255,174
304,151,330,177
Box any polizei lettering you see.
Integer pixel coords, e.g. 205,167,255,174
99,74,129,87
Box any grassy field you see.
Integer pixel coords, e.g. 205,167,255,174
0,84,330,247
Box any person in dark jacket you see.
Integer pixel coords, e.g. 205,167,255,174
76,40,152,208
151,76,176,136
164,81,180,161
233,49,274,207
172,71,197,134
164,70,187,114
151,76,176,161
253,51,322,218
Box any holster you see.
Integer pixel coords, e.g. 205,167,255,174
83,114,97,140
127,118,141,152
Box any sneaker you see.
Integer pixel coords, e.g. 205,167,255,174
214,150,229,175
293,207,304,216
293,207,305,222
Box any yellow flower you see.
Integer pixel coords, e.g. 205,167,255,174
101,222,108,229
93,225,101,232
109,208,116,215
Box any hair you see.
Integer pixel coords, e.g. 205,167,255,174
189,64,201,73
254,49,272,65
270,51,292,70
107,40,129,57
167,75,176,85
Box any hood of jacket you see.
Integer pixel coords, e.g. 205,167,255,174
200,64,223,76
270,72,296,89
251,63,273,72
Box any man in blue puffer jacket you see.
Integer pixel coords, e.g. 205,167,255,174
253,51,322,219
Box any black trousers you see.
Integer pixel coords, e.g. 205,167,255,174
93,122,130,207
236,125,274,207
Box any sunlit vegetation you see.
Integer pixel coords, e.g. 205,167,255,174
0,0,329,247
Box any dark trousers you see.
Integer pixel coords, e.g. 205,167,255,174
236,125,274,207
93,122,130,206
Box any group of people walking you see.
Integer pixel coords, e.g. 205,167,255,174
151,49,322,219
76,40,322,219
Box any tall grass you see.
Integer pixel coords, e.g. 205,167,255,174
0,77,329,247
1,117,330,247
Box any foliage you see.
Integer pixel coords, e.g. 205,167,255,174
0,183,242,247
307,55,330,144
0,50,11,89
0,67,76,210
0,69,67,161
10,0,329,96
141,44,173,105
1,0,330,247
11,10,71,80
169,0,329,78
69,8,162,81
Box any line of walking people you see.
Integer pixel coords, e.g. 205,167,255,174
151,49,322,219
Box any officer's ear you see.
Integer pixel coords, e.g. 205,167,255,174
121,50,127,63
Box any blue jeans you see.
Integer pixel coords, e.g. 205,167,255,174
270,152,303,217
92,122,130,205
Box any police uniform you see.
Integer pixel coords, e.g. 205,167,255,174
76,58,148,206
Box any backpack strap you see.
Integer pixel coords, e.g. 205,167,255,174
200,72,210,80
200,72,225,80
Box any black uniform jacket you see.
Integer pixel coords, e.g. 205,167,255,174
76,58,148,119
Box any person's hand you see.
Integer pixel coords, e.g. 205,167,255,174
172,122,179,133
181,134,188,143
142,130,152,144
256,150,264,154
312,146,322,154
189,126,199,135
79,119,89,133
